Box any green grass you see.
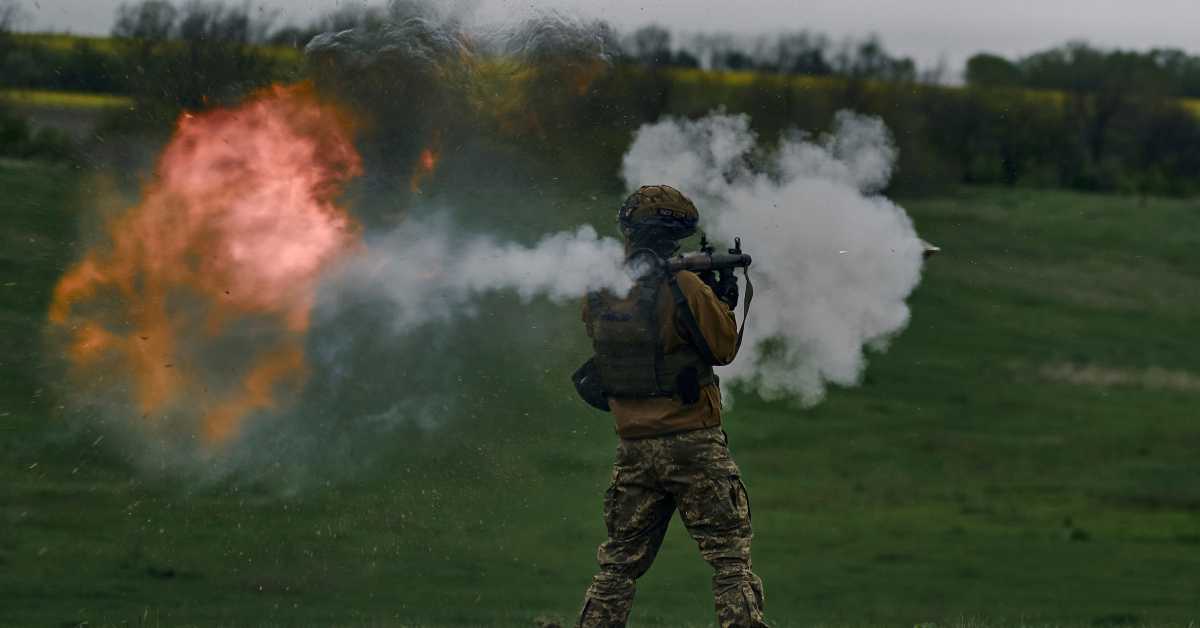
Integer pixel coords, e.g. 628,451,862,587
2,161,1199,627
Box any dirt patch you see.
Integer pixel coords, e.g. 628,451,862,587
1039,362,1200,392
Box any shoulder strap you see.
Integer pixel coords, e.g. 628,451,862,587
736,266,754,353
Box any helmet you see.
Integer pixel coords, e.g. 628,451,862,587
618,185,699,243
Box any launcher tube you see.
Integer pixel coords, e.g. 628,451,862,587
667,252,753,273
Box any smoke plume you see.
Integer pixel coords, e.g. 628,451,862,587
48,0,927,482
322,221,630,334
302,2,615,227
622,111,925,404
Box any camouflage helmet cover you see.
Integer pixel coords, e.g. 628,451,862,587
618,185,699,241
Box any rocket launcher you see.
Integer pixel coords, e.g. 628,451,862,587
667,235,752,274
663,235,936,274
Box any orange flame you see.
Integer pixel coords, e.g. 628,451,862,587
410,137,441,193
49,82,362,446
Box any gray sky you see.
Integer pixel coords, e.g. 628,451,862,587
18,0,1200,71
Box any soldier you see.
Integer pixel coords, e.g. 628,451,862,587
575,185,767,627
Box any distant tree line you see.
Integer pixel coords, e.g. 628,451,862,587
0,1,923,96
967,42,1200,98
0,0,25,74
618,25,921,82
264,4,922,81
4,0,1200,196
1,0,283,111
573,65,1200,196
0,0,75,161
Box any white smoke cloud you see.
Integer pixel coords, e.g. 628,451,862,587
329,110,925,408
622,111,925,404
323,218,631,334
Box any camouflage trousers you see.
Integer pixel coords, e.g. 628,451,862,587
577,426,767,628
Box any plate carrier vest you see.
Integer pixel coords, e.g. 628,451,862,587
587,272,715,398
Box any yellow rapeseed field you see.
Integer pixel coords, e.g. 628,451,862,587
0,89,133,110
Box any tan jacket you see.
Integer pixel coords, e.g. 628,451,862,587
583,271,739,439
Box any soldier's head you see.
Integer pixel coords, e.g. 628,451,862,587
617,185,699,257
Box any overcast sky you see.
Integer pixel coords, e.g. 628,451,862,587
19,0,1200,71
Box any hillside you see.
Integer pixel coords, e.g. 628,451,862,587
2,157,1198,625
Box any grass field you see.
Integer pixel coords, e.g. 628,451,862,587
2,159,1199,627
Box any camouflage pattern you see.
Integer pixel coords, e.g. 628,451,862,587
618,184,700,241
577,426,767,628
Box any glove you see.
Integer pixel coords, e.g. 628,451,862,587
715,269,739,310
697,269,719,291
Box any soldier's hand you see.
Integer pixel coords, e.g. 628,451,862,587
698,269,719,291
715,269,739,310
